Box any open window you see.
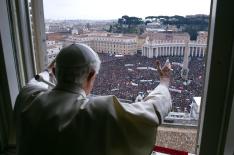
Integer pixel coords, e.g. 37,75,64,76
40,0,211,154
0,0,234,154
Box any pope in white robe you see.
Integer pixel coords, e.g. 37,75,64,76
14,44,172,155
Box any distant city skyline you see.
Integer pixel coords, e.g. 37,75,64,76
43,0,211,20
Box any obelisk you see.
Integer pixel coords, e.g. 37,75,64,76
181,40,189,80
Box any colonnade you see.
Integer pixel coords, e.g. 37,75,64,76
142,44,206,58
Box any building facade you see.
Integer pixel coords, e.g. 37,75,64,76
46,41,63,64
142,32,207,58
66,32,138,55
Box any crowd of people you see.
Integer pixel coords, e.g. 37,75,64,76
92,53,206,113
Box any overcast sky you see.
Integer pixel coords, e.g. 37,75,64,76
43,0,211,20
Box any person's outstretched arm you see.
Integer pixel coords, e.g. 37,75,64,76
112,60,172,125
98,60,172,155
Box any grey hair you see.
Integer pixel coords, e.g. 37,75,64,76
86,44,101,74
56,44,101,87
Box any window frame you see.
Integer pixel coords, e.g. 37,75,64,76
197,0,234,154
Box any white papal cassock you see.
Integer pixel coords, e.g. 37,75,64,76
14,71,172,155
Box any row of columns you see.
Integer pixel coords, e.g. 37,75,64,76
142,46,206,58
189,47,206,57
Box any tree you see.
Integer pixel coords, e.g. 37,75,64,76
108,25,113,32
118,18,124,25
145,20,152,25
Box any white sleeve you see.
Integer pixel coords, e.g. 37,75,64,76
27,71,50,89
112,82,172,126
143,83,172,123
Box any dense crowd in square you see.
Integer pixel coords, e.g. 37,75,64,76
92,53,205,113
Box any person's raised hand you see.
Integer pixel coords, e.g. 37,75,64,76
46,59,56,75
156,60,172,86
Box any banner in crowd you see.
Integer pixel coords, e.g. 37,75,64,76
169,88,182,93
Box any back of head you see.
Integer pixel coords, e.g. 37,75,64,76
55,44,101,87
